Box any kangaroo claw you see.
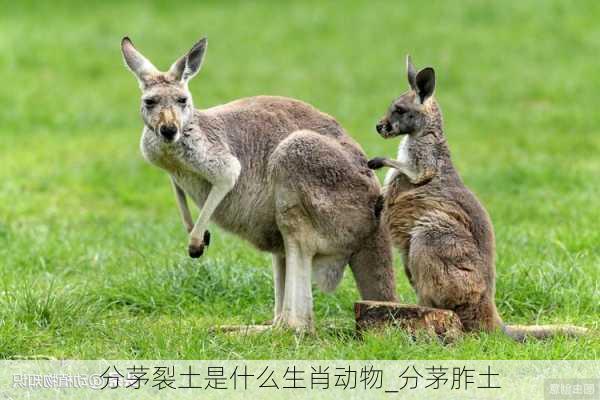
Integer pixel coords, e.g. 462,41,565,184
188,231,210,258
188,243,204,258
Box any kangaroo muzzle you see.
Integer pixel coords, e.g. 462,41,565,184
376,119,392,136
157,108,180,142
159,124,178,141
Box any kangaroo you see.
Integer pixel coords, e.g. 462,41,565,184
367,56,587,340
120,37,397,331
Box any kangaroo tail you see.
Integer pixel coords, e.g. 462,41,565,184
349,223,397,302
502,324,588,342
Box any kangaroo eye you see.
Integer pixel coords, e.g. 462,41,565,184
177,97,188,105
143,98,158,107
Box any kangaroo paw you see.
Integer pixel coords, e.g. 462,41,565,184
188,235,207,258
367,157,386,170
188,243,205,258
203,230,211,247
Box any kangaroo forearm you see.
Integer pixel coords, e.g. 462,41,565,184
171,177,194,232
385,158,435,185
381,158,408,170
189,183,231,240
377,158,420,183
186,155,240,250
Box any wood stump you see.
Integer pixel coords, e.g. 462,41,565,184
355,301,464,341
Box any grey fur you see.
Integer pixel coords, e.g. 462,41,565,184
121,37,397,331
369,57,587,340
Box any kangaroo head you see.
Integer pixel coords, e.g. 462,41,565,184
376,55,439,138
121,37,207,143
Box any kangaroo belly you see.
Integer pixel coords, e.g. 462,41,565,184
213,186,283,252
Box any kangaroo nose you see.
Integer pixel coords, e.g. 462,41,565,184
376,121,392,134
160,124,178,140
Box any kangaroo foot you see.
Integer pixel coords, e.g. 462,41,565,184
273,311,315,334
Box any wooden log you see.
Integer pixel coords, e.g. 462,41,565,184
355,301,464,341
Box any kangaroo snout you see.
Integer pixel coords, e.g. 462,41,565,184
376,120,391,135
159,124,178,141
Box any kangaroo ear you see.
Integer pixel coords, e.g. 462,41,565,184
406,55,417,90
121,37,159,86
169,38,208,83
415,67,435,103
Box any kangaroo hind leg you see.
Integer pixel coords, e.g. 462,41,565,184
277,235,315,332
408,222,495,331
272,253,286,324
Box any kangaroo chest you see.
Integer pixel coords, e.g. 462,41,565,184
397,135,411,164
141,130,212,207
384,136,414,189
172,170,212,206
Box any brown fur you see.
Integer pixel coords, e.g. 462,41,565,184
369,56,587,340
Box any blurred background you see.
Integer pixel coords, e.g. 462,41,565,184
0,0,598,359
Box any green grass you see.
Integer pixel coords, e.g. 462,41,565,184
0,0,598,359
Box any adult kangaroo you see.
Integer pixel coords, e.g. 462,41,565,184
368,56,587,341
121,37,396,331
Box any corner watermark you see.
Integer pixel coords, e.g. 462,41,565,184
545,379,599,400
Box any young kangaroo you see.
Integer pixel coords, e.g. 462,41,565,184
368,56,587,340
121,37,397,331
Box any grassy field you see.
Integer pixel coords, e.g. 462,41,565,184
0,0,598,359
